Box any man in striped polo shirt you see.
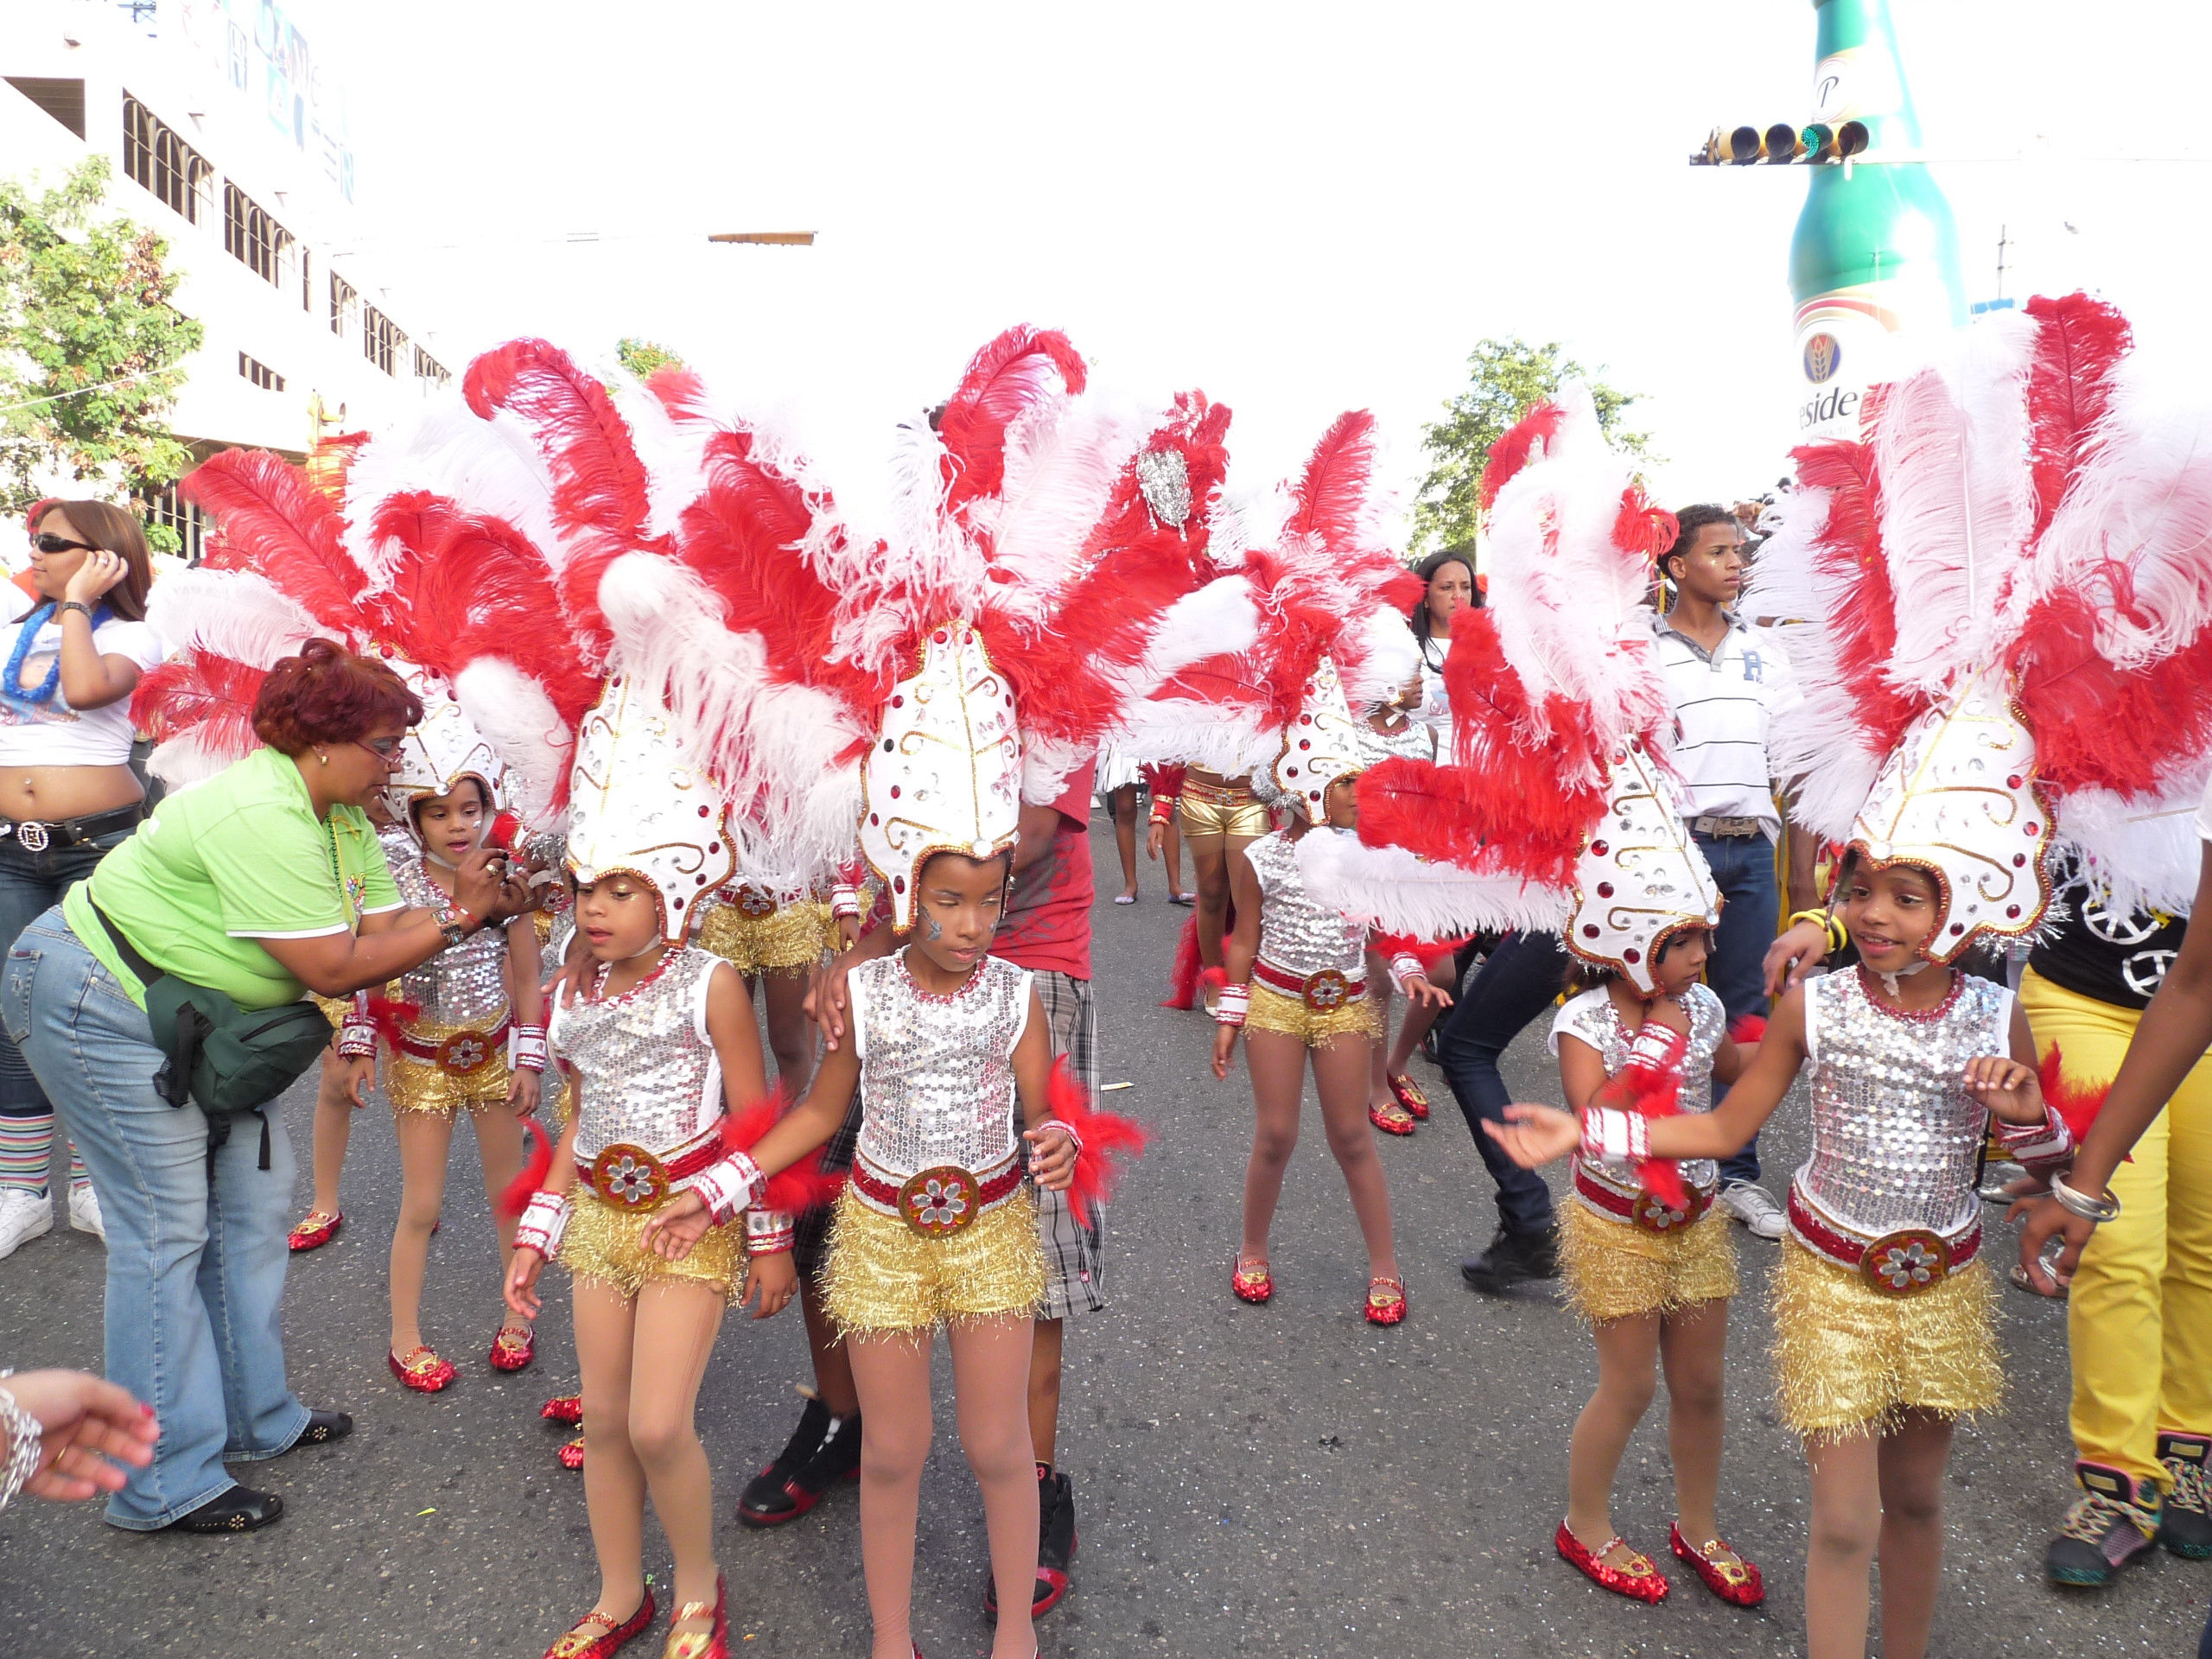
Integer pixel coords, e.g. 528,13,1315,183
1653,504,1804,1240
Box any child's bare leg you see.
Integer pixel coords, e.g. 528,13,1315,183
849,1331,935,1659
760,967,818,1099
306,1048,355,1217
1162,817,1185,898
389,1109,455,1354
467,1100,531,1336
1804,1427,1882,1659
1365,950,1398,1109
1311,1033,1398,1278
1187,835,1230,972
627,1280,728,1631
800,1277,861,1416
1566,1313,1662,1552
1383,955,1451,1076
1239,1030,1308,1264
1110,784,1140,898
572,1279,648,1625
950,1314,1044,1659
1658,1298,1729,1542
1873,1409,1955,1659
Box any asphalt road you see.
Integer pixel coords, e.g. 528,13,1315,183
2,810,2208,1657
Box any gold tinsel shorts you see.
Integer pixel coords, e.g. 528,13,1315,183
1559,1199,1738,1325
1177,777,1271,841
383,1018,517,1117
1772,1237,2002,1440
557,1189,749,1305
697,897,830,975
1245,982,1380,1046
823,1185,1045,1338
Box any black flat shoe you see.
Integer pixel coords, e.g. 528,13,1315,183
170,1486,284,1533
293,1409,353,1447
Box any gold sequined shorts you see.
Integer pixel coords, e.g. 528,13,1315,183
1245,982,1380,1046
383,1019,517,1117
1559,1199,1738,1325
698,898,830,975
1177,777,1271,841
1772,1238,2002,1440
557,1189,749,1305
822,1185,1045,1338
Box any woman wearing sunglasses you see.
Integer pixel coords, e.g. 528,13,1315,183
0,503,166,1262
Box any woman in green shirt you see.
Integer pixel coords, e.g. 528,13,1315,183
1,641,520,1533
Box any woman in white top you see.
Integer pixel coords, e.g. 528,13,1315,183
1408,545,1477,760
0,503,165,1259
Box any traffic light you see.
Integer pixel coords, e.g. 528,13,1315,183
1689,118,1869,165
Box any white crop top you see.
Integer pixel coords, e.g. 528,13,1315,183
0,585,166,768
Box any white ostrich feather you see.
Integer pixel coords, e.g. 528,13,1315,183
1342,607,1420,709
603,366,718,543
340,400,563,583
969,393,1154,629
146,569,323,664
145,732,238,791
1110,696,1276,776
2053,779,2210,918
1294,829,1571,938
451,658,569,829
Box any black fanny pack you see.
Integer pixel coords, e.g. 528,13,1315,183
89,899,334,1170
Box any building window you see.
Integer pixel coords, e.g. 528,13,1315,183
362,305,407,376
222,182,296,288
122,95,213,223
8,77,87,139
413,346,449,387
329,272,358,340
139,483,206,565
238,352,285,392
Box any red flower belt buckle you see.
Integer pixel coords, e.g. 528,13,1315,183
898,1165,979,1236
437,1028,494,1075
1862,1228,1950,1295
1301,969,1351,1013
1633,1188,1707,1233
735,884,778,918
592,1143,671,1211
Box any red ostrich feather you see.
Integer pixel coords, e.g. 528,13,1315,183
936,327,1088,519
130,651,267,752
1478,401,1568,511
1045,1055,1148,1216
2023,292,2133,543
181,448,370,635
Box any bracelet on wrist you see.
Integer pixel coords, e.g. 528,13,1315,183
0,1375,44,1512
2050,1171,2121,1224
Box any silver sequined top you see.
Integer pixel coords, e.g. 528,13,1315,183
1367,716,1434,763
1550,983,1723,1195
550,946,727,1160
1795,969,2014,1237
1246,830,1367,980
389,842,512,1028
849,952,1033,1179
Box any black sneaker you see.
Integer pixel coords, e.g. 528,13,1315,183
985,1465,1075,1621
2047,1460,2160,1586
1460,1223,1558,1293
738,1393,831,1527
2159,1433,2212,1560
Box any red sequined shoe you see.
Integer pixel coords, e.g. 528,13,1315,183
661,1576,726,1659
1368,1100,1416,1136
1555,1522,1669,1602
288,1209,342,1252
558,1434,585,1471
542,1393,583,1425
1231,1257,1273,1304
490,1322,536,1372
388,1345,456,1393
1669,1522,1764,1605
541,1591,654,1659
1364,1275,1408,1325
1386,1073,1431,1122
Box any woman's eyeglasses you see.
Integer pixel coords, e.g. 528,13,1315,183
29,532,99,556
356,736,404,760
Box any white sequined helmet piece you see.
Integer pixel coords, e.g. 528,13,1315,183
1272,657,1371,824
1567,734,1723,996
378,656,510,836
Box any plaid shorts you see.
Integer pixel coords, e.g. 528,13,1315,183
793,1091,864,1281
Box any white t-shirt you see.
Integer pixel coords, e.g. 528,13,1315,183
0,586,166,768
1652,612,1800,837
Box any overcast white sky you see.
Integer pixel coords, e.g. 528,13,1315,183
321,0,2212,539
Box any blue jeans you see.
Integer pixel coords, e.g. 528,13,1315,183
0,830,132,1126
2,910,307,1529
1694,830,1779,1186
1434,930,1565,1235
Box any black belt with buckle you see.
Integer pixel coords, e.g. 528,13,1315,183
0,802,144,855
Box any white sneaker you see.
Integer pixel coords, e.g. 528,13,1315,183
0,1187,54,1259
68,1182,105,1242
1719,1179,1787,1241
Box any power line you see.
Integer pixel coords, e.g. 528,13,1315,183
0,368,168,417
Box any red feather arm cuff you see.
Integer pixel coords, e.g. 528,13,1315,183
2037,1044,2124,1162
1591,1023,1692,1210
1161,911,1206,1009
365,995,423,1050
1044,1055,1148,1216
498,1117,555,1218
718,1087,848,1213
1726,1013,1768,1046
1371,929,1472,962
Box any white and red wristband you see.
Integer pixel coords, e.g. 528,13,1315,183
690,1150,769,1227
829,885,861,921
1994,1103,2075,1176
513,1190,571,1259
1580,1105,1649,1165
1214,983,1250,1027
336,992,378,1059
508,1024,549,1073
744,1207,796,1254
1389,953,1427,995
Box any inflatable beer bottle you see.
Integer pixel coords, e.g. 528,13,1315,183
1789,0,1966,441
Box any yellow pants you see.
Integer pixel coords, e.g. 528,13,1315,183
2018,968,2212,1491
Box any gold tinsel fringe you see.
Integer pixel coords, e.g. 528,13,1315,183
382,1018,517,1117
698,899,830,974
557,1190,748,1305
1246,982,1380,1046
1559,1199,1738,1325
1771,1237,2003,1441
823,1185,1045,1338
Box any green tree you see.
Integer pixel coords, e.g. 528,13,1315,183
0,157,202,547
1408,337,1655,555
614,336,685,380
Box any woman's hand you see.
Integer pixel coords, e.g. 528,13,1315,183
507,1066,542,1117
2,1370,159,1502
1024,1122,1078,1192
1764,918,1831,1000
450,848,509,926
2015,1192,2100,1294
1211,1023,1239,1081
1482,1103,1583,1169
737,1250,798,1320
505,1247,547,1319
1965,1055,2045,1124
636,1190,712,1262
61,548,130,606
